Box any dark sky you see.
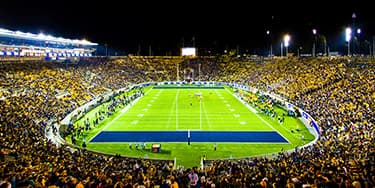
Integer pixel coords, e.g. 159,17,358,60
0,0,373,55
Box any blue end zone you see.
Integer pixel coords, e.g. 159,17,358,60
90,131,288,143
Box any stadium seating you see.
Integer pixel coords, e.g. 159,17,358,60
0,56,374,187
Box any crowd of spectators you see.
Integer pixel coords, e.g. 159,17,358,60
0,56,374,187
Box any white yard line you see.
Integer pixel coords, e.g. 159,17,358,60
89,89,153,142
175,89,179,130
224,88,291,143
202,98,212,130
199,90,202,130
166,92,177,130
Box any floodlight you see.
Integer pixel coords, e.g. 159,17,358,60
284,34,290,47
38,33,46,39
345,27,352,42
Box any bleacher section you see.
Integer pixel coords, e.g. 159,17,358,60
0,56,374,187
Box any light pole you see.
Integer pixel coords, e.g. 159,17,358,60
297,46,302,57
312,29,317,57
176,61,179,81
266,30,273,58
352,13,356,55
346,27,352,56
284,34,290,57
357,28,361,55
365,40,371,57
198,63,201,82
323,36,327,56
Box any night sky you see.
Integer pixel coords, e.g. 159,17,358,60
0,0,373,55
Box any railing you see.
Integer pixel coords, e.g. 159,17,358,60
47,81,320,164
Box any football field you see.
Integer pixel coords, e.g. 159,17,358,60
77,86,314,167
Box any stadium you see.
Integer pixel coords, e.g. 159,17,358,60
0,11,374,188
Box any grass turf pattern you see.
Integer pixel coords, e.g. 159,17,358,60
75,87,314,167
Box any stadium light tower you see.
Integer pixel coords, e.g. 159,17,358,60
312,29,317,57
357,28,361,55
346,27,352,56
284,34,290,57
266,30,273,59
352,13,356,55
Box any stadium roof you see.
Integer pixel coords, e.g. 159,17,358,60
0,27,98,46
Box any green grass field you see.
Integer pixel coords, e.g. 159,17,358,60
73,86,314,167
